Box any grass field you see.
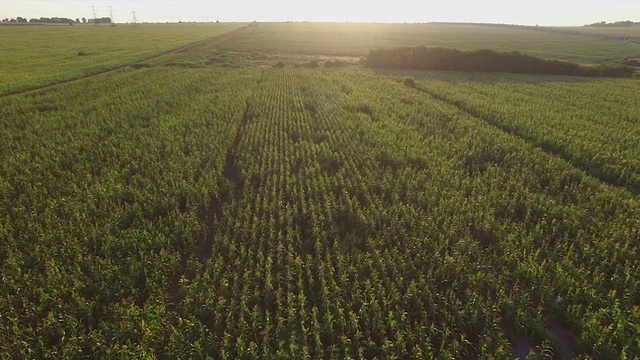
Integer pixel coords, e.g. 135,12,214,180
0,23,242,95
1,23,639,359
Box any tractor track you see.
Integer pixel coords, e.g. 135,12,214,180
167,98,253,311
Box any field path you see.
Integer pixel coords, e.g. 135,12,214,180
168,92,255,310
0,25,251,99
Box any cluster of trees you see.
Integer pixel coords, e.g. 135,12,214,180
584,20,640,27
367,47,635,77
1,16,111,24
30,17,77,24
1,17,28,23
89,17,112,24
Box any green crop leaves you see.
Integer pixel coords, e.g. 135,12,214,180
1,61,639,358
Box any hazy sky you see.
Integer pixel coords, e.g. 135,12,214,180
1,1,639,26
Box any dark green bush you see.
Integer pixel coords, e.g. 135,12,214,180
402,77,416,88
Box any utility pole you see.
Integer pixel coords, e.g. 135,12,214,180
131,10,137,27
109,6,115,26
92,5,97,25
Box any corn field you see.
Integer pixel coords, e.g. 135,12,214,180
1,60,639,358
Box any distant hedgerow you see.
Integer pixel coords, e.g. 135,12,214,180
367,46,635,77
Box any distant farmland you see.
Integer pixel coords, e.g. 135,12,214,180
215,22,640,63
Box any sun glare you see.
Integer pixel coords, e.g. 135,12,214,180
3,0,640,26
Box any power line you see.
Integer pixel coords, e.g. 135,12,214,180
131,10,137,27
92,5,97,25
109,6,115,26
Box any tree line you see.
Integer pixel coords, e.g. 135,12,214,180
1,17,111,24
584,20,640,27
366,47,635,77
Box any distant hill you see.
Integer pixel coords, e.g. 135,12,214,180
584,20,640,27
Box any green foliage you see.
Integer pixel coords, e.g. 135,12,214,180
402,76,416,87
368,47,635,77
1,37,639,359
